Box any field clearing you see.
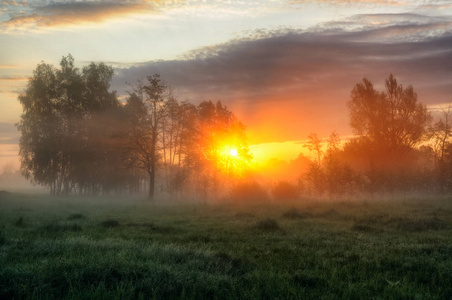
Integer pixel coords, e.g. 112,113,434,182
1,193,452,299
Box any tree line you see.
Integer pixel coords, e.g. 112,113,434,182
17,55,251,198
17,56,452,199
301,74,452,198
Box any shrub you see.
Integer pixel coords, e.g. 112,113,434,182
282,208,311,220
253,218,281,231
392,216,448,232
42,222,82,233
0,226,5,246
271,181,299,201
101,219,120,228
14,216,24,227
230,181,268,202
351,222,375,232
67,213,85,220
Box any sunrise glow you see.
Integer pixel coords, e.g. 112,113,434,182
229,149,238,157
2,2,452,298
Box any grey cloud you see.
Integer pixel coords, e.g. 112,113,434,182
112,19,452,141
1,0,156,29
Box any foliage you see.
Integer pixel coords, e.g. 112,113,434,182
230,181,268,202
347,74,431,155
17,55,129,195
125,74,168,199
17,57,252,199
253,218,281,231
303,131,360,197
281,207,311,219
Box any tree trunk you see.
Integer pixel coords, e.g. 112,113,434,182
148,169,155,199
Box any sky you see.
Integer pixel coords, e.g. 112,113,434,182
1,0,452,168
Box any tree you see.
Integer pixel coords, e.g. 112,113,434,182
17,55,124,195
346,74,431,168
196,101,252,194
303,131,359,197
304,133,323,166
347,74,430,155
429,105,452,191
429,105,452,167
125,74,168,199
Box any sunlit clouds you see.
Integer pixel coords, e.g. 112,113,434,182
1,0,452,168
0,0,279,32
1,1,153,31
112,22,452,145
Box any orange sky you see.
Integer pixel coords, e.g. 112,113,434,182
1,0,452,171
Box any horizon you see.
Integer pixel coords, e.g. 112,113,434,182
1,0,452,172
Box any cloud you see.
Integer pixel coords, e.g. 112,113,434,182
113,16,452,142
0,0,271,31
0,123,19,145
0,0,28,6
311,13,452,41
0,76,28,81
0,0,160,31
288,0,413,6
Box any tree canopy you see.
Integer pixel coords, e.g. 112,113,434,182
347,74,431,155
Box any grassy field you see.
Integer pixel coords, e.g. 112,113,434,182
1,192,452,299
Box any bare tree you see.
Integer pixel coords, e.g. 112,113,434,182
304,133,323,166
430,105,452,167
126,75,168,199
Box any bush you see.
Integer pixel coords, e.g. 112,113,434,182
253,218,281,231
14,216,24,227
0,226,5,246
271,181,299,201
230,181,268,202
44,223,82,232
67,213,85,220
282,208,311,220
101,219,120,228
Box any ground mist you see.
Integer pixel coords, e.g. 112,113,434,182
1,193,451,299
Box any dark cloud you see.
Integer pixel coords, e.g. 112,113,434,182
1,0,160,30
112,20,452,142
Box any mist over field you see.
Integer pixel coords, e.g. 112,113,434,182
2,0,452,298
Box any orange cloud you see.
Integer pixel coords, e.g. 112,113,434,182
0,76,27,81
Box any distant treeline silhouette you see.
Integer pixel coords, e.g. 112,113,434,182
301,74,451,197
17,56,452,199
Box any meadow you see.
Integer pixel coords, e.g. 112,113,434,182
1,192,451,299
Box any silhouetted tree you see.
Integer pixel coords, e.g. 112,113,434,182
344,74,431,193
347,74,430,157
303,131,360,197
429,105,452,191
304,133,323,166
196,101,252,195
125,75,168,200
17,55,124,195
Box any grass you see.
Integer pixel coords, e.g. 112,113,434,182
0,193,452,299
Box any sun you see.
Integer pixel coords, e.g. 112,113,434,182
229,148,238,157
